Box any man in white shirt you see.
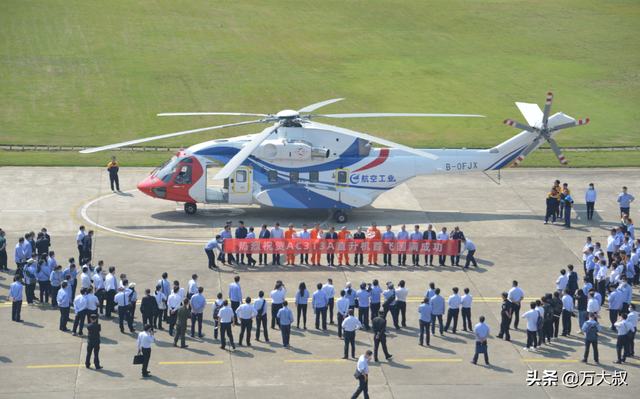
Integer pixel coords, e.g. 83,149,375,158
395,280,409,328
561,289,574,336
104,267,117,318
556,269,568,294
80,266,92,290
444,287,461,333
236,297,257,346
508,281,524,329
137,324,155,377
586,291,600,316
436,227,450,266
72,288,88,336
298,224,311,265
270,222,284,265
461,288,473,332
167,286,182,337
522,302,539,351
607,228,621,265
627,304,638,357
217,300,236,350
187,274,198,300
322,279,336,325
351,350,372,399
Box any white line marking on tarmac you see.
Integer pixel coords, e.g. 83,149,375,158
1,210,46,213
495,210,532,213
425,210,460,213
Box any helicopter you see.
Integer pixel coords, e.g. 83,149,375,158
81,93,588,223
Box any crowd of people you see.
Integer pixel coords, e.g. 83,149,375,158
204,221,476,269
1,181,638,396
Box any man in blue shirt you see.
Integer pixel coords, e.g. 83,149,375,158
235,221,248,265
459,238,477,268
10,276,24,322
205,235,222,269
228,276,243,326
245,227,257,266
617,187,635,218
396,224,409,266
277,300,294,348
220,225,234,265
418,297,432,346
369,280,383,322
471,316,490,365
409,225,422,266
313,283,328,330
356,283,371,330
381,225,395,266
607,284,622,331
581,312,601,364
189,287,206,338
430,288,445,336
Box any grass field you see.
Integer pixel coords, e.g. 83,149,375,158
1,0,639,166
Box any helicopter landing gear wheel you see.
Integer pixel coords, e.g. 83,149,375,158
334,210,348,224
184,202,197,215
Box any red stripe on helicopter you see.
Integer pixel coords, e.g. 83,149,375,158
353,148,389,172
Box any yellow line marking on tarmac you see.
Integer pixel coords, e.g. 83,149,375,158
519,359,579,363
284,359,347,363
159,361,223,365
404,359,463,362
27,364,84,368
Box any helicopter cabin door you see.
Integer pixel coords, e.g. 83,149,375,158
228,166,253,205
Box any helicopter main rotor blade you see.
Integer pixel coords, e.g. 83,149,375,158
311,113,485,119
79,120,265,154
503,119,536,133
309,121,439,160
158,112,269,117
550,118,590,132
547,137,568,165
297,98,345,114
212,122,281,181
542,92,554,125
512,137,541,166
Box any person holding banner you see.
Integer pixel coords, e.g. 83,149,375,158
381,225,395,266
459,238,477,268
437,227,450,266
310,223,323,266
284,224,297,266
423,224,437,266
353,227,365,266
298,224,311,265
325,227,338,266
270,223,284,265
410,225,422,266
396,225,409,266
258,224,270,266
367,222,381,266
338,226,352,266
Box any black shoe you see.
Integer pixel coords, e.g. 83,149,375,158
232,345,236,350
340,356,348,359
613,360,622,364
181,345,189,348
386,354,393,360
471,361,476,365
86,365,91,369
95,366,103,370
174,343,177,347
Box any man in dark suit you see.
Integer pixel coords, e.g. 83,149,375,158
422,224,437,266
235,221,248,265
567,264,579,300
140,288,158,327
325,227,338,266
258,224,270,266
353,227,366,266
81,230,94,266
86,314,103,369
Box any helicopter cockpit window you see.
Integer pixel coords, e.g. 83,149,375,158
337,171,348,184
309,171,319,183
155,159,180,184
268,170,278,182
174,165,192,184
290,171,299,183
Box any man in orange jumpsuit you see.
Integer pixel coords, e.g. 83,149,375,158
310,223,324,266
284,224,297,265
337,226,352,266
367,222,381,266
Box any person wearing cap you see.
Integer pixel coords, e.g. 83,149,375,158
10,276,24,322
341,309,362,359
140,288,158,328
174,298,191,348
188,274,198,300
336,290,349,338
418,297,432,346
236,296,257,346
86,313,102,369
277,300,294,348
430,288,445,336
471,316,490,365
235,221,248,265
383,282,400,329
356,283,371,330
313,283,328,330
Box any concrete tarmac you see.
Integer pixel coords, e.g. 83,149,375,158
0,166,638,398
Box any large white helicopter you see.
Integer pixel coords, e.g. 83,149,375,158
82,93,588,222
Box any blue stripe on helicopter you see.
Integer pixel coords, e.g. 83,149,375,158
485,145,526,171
265,187,351,209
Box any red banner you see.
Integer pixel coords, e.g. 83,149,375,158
223,239,459,255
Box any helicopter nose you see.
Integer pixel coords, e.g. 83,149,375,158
137,177,154,196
